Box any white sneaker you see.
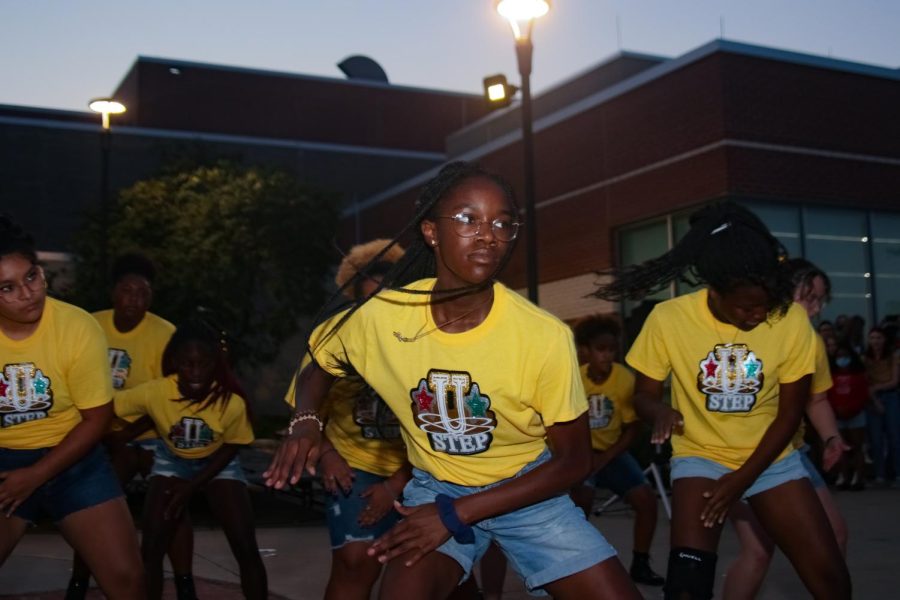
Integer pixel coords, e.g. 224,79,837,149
835,473,846,486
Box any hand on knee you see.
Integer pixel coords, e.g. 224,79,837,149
664,547,718,600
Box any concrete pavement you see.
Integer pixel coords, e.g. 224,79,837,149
2,486,898,598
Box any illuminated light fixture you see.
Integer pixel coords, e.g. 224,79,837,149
495,0,550,303
483,74,519,108
496,0,550,40
88,97,126,130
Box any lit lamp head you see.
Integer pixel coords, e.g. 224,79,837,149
496,0,550,41
483,74,519,109
88,97,126,130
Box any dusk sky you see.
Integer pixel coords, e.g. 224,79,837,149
3,0,900,113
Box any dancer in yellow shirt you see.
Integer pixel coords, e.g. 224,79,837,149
569,315,664,587
0,215,144,599
115,319,266,600
267,162,641,599
595,203,850,600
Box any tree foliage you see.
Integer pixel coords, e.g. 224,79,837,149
69,161,340,365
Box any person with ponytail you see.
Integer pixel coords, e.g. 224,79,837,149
595,203,850,599
722,258,849,599
114,318,267,599
0,214,144,599
266,162,640,599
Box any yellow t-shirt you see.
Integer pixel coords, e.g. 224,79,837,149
284,372,406,477
93,309,174,440
626,289,816,469
114,375,254,459
0,297,112,449
791,333,833,449
92,310,174,390
583,362,637,451
309,279,587,486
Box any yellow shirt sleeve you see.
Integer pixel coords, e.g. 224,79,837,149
113,379,159,420
626,308,671,382
778,306,818,384
619,368,638,425
811,334,833,394
531,327,588,426
221,396,255,445
68,316,114,410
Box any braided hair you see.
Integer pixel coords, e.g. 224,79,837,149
594,202,794,318
162,316,246,414
307,161,519,363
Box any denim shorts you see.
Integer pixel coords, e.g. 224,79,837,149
837,411,867,429
0,444,123,523
798,445,826,489
587,452,648,496
150,442,246,483
403,449,617,595
128,438,161,452
670,450,808,499
326,467,401,549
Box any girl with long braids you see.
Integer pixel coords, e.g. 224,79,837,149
114,318,267,599
595,202,850,599
722,258,849,599
266,161,640,599
0,215,144,599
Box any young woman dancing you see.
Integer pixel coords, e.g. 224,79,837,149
265,161,640,599
722,258,849,599
594,203,851,599
0,215,144,599
114,319,267,599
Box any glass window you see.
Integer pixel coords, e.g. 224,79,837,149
618,219,671,322
740,201,802,257
803,206,872,326
673,212,703,296
871,211,900,322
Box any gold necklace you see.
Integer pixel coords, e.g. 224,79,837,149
393,289,494,343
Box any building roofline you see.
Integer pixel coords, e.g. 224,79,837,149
122,55,484,100
0,113,445,162
350,38,900,214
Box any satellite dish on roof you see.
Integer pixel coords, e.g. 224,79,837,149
338,55,389,84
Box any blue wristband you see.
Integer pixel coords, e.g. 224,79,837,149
434,493,475,544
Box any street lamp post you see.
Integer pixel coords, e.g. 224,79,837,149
88,98,126,276
496,0,549,304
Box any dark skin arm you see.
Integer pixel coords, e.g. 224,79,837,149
367,413,593,567
317,434,355,495
164,443,241,520
700,375,811,527
632,374,684,444
0,402,113,516
263,361,337,488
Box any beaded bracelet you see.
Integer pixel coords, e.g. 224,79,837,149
288,410,323,435
434,493,474,544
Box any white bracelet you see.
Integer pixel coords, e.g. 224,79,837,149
288,411,323,435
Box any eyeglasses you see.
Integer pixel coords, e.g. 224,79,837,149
436,213,521,242
0,266,45,304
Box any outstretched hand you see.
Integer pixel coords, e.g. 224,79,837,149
367,502,451,567
319,450,354,496
263,420,322,489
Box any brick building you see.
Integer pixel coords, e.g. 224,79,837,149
343,40,900,326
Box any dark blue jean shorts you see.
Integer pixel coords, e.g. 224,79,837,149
0,444,123,523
